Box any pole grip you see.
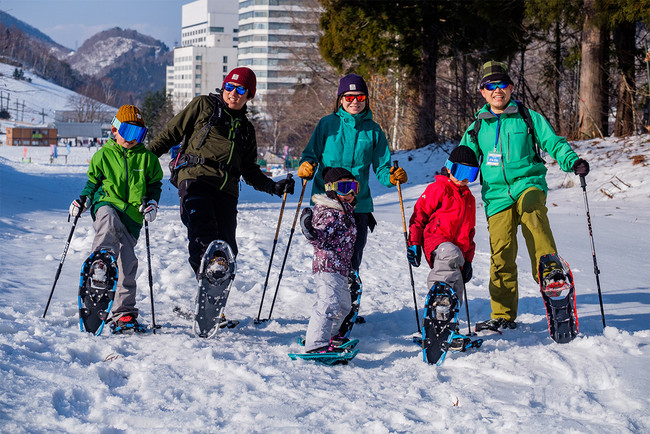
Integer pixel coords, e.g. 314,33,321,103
580,174,587,189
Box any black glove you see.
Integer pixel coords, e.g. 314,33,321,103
406,245,421,267
273,177,295,196
461,261,473,283
572,158,590,176
300,207,317,241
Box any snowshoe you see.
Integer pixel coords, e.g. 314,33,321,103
538,253,579,343
193,240,236,338
78,249,118,336
475,317,517,334
110,315,147,334
289,339,359,365
421,282,481,365
337,270,363,337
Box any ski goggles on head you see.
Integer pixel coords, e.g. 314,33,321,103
445,160,479,182
224,82,247,95
111,117,148,143
325,180,359,196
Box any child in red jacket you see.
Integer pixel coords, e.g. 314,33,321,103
406,146,478,307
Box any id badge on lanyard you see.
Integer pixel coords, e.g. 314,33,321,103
486,153,502,166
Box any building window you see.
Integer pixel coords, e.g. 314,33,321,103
196,56,202,60
223,66,228,72
209,27,224,33
223,56,228,63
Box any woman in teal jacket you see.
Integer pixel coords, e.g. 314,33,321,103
298,74,408,334
459,61,589,331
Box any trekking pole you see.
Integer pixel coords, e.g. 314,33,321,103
142,198,158,334
255,173,292,324
266,178,308,321
462,283,473,336
43,212,80,318
580,175,606,328
393,161,420,332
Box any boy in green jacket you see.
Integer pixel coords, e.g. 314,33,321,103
459,61,590,332
69,105,163,333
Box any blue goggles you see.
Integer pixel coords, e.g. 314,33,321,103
224,82,247,95
111,117,148,143
445,160,479,182
325,180,359,196
482,81,509,91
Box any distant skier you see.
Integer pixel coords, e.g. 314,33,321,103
70,105,163,333
300,167,358,353
459,61,590,332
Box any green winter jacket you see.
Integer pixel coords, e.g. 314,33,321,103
459,100,578,217
147,93,274,198
300,107,394,213
81,139,163,239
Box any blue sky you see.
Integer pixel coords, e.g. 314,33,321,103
1,0,189,50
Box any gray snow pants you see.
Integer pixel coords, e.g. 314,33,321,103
304,272,351,352
426,242,466,306
91,206,139,320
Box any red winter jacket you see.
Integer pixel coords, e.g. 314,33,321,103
408,175,476,267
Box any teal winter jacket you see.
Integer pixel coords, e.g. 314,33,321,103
459,100,578,217
300,107,393,213
81,139,163,239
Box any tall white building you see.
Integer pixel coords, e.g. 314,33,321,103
237,0,320,106
166,0,240,111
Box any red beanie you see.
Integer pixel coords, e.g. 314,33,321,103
222,67,257,98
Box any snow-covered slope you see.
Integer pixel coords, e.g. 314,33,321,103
0,136,648,431
0,62,114,126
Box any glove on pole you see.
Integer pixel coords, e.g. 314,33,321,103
266,178,307,321
580,175,606,328
255,173,292,323
43,213,80,318
394,161,420,332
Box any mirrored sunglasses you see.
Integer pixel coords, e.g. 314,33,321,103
111,117,148,143
224,82,247,95
325,180,359,196
342,94,367,103
482,81,509,91
444,160,479,182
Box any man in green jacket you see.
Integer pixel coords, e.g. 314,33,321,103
70,105,163,333
460,61,590,332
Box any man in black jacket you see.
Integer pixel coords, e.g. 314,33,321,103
148,67,294,274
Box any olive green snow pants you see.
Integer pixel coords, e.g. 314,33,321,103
487,187,557,321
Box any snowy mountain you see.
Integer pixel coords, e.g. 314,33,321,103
66,27,171,95
0,130,648,431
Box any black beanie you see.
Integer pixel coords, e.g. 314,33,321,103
449,146,479,167
323,167,356,184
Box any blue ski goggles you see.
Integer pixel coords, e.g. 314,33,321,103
325,180,359,196
445,160,479,182
111,117,148,143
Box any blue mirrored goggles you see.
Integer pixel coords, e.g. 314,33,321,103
445,160,479,182
325,180,359,196
111,117,148,143
224,82,247,95
481,81,510,91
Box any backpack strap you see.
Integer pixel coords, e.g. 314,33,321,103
514,100,544,163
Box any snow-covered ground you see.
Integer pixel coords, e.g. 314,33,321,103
0,136,649,432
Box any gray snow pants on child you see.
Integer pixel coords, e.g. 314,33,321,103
304,272,351,352
91,206,139,320
426,242,466,306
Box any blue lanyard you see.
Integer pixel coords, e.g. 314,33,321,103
490,109,500,153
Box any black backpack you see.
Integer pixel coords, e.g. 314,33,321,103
468,100,544,164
